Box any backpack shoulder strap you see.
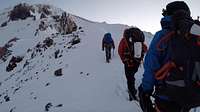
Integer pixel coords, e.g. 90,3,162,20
124,38,132,52
156,31,175,51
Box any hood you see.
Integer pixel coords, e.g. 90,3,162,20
160,16,173,29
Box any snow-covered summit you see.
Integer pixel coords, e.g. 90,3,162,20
0,3,154,112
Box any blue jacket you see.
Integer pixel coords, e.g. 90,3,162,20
141,16,173,92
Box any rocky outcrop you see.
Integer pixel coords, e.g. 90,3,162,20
0,37,19,62
57,12,77,35
9,3,34,21
6,56,23,72
36,4,52,16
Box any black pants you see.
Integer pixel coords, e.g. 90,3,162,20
155,99,190,112
105,47,111,62
155,85,200,112
124,64,139,97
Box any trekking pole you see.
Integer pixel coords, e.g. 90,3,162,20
113,49,114,57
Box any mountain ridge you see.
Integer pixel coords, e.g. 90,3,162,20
0,3,153,112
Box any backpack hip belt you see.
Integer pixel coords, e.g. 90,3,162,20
104,43,112,48
124,58,135,67
165,80,185,87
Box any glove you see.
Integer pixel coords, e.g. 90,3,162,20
138,85,155,112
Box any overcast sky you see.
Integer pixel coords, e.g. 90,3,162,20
0,0,199,34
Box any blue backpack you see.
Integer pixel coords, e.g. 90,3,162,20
103,33,113,44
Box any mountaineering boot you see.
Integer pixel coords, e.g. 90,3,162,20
128,90,138,101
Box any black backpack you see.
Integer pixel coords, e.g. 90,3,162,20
123,27,145,62
156,10,200,88
124,27,145,42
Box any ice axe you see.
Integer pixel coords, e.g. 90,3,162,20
113,48,115,57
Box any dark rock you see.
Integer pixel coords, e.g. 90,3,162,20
6,37,19,48
10,56,23,63
43,38,53,47
67,46,72,49
39,21,46,31
78,27,82,30
4,95,10,102
1,21,7,27
54,68,62,76
0,47,8,59
33,16,36,20
45,83,50,86
0,44,12,62
38,5,51,15
59,12,77,34
34,29,39,36
43,69,46,72
6,63,16,72
71,37,80,46
27,48,32,53
9,3,33,21
59,55,62,58
40,13,47,19
52,15,60,22
9,107,16,112
55,104,63,107
25,79,28,82
33,97,37,100
23,60,29,68
45,102,53,111
13,87,20,94
55,50,60,59
6,56,23,72
31,52,36,59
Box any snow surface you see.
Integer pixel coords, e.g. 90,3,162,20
0,4,198,112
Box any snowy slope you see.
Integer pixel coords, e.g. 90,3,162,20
0,3,176,112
